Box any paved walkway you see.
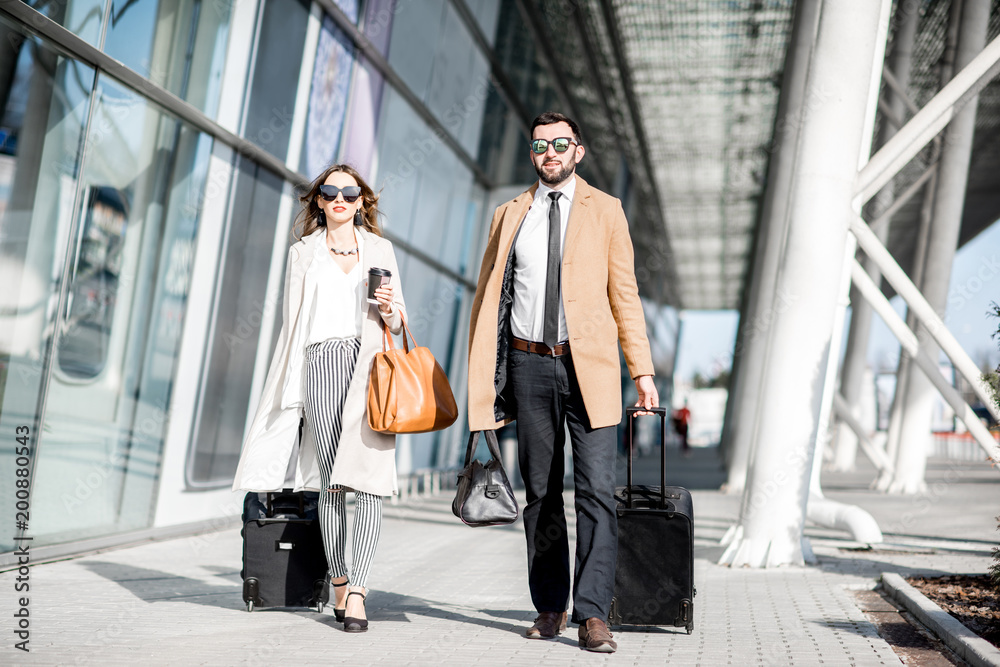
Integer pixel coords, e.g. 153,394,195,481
2,449,996,666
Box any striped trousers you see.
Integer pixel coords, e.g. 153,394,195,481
304,338,382,589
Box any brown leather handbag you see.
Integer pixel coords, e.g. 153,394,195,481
367,316,458,434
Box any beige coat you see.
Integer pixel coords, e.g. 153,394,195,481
468,176,654,431
232,227,406,496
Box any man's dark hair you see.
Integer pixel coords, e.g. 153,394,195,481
531,111,583,146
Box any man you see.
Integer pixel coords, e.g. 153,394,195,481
468,112,658,653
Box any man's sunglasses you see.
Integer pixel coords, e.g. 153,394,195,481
530,137,578,154
318,184,362,202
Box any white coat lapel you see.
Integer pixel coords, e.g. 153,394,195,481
358,227,385,287
279,230,323,409
562,178,592,261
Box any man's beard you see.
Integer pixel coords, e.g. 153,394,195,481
535,158,576,185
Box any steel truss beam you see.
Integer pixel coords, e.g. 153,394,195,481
832,393,894,473
856,34,1000,202
869,163,936,236
840,23,1000,467
849,216,1000,424
849,258,1000,462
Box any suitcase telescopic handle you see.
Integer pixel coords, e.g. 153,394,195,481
625,406,668,509
265,491,305,518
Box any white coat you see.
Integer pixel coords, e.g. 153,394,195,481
231,226,406,496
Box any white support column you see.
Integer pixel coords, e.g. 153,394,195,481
881,0,962,488
719,0,887,568
833,4,921,471
720,0,821,496
804,0,892,546
889,0,992,494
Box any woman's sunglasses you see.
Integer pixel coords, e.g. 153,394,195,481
318,184,362,202
530,137,578,154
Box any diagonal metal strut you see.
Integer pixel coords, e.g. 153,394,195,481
856,33,1000,202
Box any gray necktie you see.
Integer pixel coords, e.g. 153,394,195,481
543,192,562,349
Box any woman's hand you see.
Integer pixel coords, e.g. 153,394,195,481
375,283,394,314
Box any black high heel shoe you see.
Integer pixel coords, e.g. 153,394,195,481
343,589,368,633
331,579,349,622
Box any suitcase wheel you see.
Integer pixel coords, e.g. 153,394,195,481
243,578,259,611
686,622,693,635
316,601,324,613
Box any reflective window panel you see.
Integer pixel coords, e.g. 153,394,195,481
188,159,285,486
102,0,232,119
374,88,480,274
385,0,445,102
19,0,106,47
425,2,491,150
335,0,359,23
391,250,465,475
244,0,310,160
465,0,502,45
0,17,95,555
339,0,395,177
385,0,491,150
300,14,355,178
29,74,213,546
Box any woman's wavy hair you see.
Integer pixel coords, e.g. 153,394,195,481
292,164,382,241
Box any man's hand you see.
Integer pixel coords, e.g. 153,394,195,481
633,375,659,416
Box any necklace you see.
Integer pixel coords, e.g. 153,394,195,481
329,246,358,256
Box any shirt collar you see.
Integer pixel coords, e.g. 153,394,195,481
534,175,576,205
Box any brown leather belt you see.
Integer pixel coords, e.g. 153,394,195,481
511,336,570,357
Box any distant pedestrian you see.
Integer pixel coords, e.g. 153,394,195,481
467,111,658,653
232,164,407,633
673,400,692,457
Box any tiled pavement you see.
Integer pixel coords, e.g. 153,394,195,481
2,449,996,666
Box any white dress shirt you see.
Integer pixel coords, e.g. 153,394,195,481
282,229,403,410
511,176,576,343
304,229,365,344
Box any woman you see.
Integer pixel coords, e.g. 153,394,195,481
232,164,406,633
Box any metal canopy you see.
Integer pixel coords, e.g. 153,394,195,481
614,2,792,310
532,0,795,311
522,0,1000,311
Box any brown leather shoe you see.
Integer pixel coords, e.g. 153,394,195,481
578,617,617,653
525,611,567,639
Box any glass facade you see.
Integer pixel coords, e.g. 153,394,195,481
0,0,675,556
188,159,286,486
103,0,232,118
0,17,96,554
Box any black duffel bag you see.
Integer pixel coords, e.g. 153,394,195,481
452,430,518,526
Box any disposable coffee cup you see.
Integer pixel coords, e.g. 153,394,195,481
367,267,392,305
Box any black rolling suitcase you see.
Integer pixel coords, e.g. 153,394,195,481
608,406,696,634
241,490,329,612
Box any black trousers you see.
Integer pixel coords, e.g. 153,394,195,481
508,347,618,623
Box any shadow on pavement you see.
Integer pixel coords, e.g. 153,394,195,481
815,553,957,579
79,560,540,632
81,561,245,610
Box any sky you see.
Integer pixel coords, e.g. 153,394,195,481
674,310,739,384
673,218,1000,384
